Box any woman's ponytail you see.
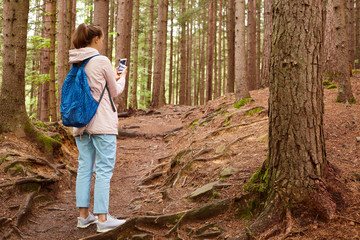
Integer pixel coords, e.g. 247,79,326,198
72,23,103,49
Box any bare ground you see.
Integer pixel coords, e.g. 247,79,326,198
1,75,360,240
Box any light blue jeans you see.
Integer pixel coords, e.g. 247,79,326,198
75,133,117,214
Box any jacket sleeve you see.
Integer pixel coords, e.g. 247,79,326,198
101,56,125,98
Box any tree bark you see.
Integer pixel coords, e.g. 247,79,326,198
234,0,250,101
260,0,272,87
247,0,257,90
324,0,337,76
256,0,261,89
217,0,223,98
334,0,355,102
0,0,30,135
227,0,235,93
94,0,109,56
347,0,355,66
115,0,133,111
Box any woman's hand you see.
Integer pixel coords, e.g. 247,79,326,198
114,66,128,81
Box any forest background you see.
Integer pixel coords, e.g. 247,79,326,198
0,0,357,122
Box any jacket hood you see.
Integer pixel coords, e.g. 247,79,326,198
69,47,99,64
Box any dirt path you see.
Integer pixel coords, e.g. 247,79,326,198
1,76,360,240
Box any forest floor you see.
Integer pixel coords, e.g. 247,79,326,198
1,74,360,240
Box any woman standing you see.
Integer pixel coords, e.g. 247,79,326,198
69,23,127,233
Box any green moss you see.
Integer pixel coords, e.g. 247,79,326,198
187,119,199,129
33,120,48,130
323,80,332,86
349,97,356,104
245,107,263,116
327,84,337,89
234,98,253,108
0,154,11,165
171,149,192,168
243,166,269,194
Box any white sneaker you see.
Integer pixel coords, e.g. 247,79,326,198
97,214,126,233
77,212,98,228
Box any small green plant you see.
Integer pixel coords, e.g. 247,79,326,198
349,97,356,104
234,98,253,108
245,107,263,116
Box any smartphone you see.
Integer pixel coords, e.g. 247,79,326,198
118,58,127,73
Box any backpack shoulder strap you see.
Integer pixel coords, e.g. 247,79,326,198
80,54,101,67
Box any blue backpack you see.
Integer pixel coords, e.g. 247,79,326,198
61,54,115,127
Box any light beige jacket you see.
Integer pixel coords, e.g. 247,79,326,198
68,47,125,136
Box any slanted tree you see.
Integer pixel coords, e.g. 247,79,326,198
234,0,249,101
234,1,340,238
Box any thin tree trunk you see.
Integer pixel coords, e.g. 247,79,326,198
160,1,168,106
169,0,174,105
40,0,51,122
260,0,272,87
334,0,355,102
199,14,206,105
235,0,250,100
130,0,139,109
187,13,192,105
356,0,360,69
146,0,154,107
227,0,235,93
247,0,257,90
179,0,187,105
115,0,133,111
217,0,222,98
152,0,167,108
49,0,57,121
108,0,115,61
206,0,215,102
94,0,109,56
57,0,66,117
256,0,261,89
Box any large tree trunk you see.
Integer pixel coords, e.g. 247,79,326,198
234,0,249,101
160,1,168,106
234,2,337,238
115,0,133,111
247,0,257,90
94,0,109,56
217,0,222,99
152,0,168,108
168,0,174,105
131,0,139,109
206,0,215,102
227,0,235,93
260,0,272,87
0,0,30,135
334,0,355,102
49,0,57,121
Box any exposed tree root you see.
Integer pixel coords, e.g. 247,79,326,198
0,176,58,188
80,198,230,240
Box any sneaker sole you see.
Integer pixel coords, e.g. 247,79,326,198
77,221,97,228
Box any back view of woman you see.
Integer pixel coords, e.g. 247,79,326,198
69,23,127,233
